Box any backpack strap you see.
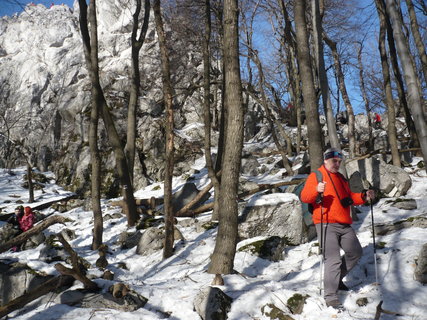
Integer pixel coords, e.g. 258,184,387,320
313,169,323,184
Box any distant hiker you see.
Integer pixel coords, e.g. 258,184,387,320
19,206,36,232
7,206,24,229
373,113,381,129
300,147,375,310
336,111,348,125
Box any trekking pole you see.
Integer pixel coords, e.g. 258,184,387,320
317,193,324,295
370,200,379,284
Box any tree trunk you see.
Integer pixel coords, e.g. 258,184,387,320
251,53,294,175
405,0,427,85
208,0,244,276
375,0,401,167
153,0,175,260
78,0,139,227
26,164,34,203
311,0,340,150
385,0,427,165
323,35,357,158
125,0,150,182
357,43,373,153
385,0,420,150
294,0,324,170
279,0,302,153
80,0,103,250
202,0,221,223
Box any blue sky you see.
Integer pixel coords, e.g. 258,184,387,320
0,0,75,17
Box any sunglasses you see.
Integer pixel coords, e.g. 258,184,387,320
324,151,343,159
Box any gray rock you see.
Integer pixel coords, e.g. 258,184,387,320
172,183,211,213
0,262,54,305
346,156,412,197
238,236,287,261
59,289,148,311
193,287,232,320
136,228,164,255
391,199,417,210
415,243,427,284
241,157,260,176
238,193,306,245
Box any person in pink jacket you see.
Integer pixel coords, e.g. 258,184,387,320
19,206,36,232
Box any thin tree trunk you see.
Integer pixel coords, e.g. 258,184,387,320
212,11,226,222
311,0,339,150
26,164,34,203
208,0,244,276
279,0,303,152
153,0,175,259
202,0,221,223
294,0,324,170
375,0,401,167
385,1,420,149
357,43,373,153
405,0,427,84
125,0,150,182
385,0,427,165
79,0,103,250
78,0,138,227
323,35,357,158
250,51,294,175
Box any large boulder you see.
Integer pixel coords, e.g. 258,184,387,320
346,156,412,197
0,262,54,305
238,193,306,245
193,286,232,320
172,183,211,213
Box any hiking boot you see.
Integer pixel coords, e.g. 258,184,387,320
338,280,349,291
326,299,344,310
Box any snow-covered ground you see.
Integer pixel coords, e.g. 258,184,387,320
0,156,426,320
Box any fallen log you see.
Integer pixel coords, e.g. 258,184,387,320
0,215,72,254
55,233,99,291
176,179,305,217
0,193,77,222
0,275,74,318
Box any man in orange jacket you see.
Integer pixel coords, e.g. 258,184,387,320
301,147,375,309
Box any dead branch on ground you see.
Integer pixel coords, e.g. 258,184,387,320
0,275,74,318
55,233,98,290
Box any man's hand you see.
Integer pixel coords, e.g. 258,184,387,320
365,189,375,201
317,181,326,193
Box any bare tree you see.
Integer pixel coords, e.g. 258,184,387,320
153,0,176,259
294,0,324,170
78,0,103,248
124,0,151,182
311,0,340,150
208,0,244,283
323,35,357,158
356,42,374,153
201,0,222,224
78,0,139,226
405,0,427,85
385,0,427,166
375,0,401,167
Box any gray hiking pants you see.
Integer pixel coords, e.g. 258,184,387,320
316,223,363,303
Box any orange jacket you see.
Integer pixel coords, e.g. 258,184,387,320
300,165,365,224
